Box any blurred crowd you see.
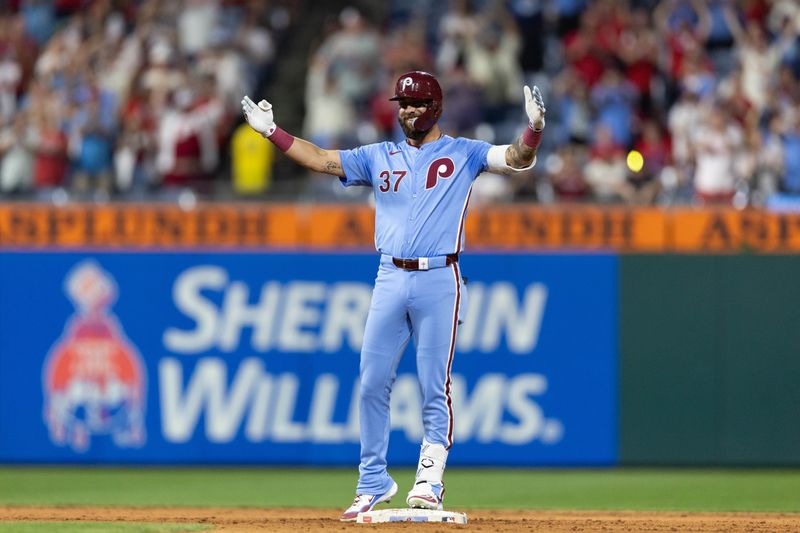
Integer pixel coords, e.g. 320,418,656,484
0,0,287,202
1,0,799,208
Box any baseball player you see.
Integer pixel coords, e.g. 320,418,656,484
241,71,545,521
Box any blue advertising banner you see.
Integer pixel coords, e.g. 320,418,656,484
0,251,617,465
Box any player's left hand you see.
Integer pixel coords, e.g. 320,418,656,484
524,85,546,131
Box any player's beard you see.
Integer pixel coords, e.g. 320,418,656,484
399,116,429,141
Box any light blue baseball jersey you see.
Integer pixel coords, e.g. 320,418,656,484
339,136,491,258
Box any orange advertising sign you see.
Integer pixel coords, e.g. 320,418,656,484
667,209,800,252
0,204,301,248
1,203,799,253
463,206,666,251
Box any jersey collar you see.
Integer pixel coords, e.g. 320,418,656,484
405,133,446,150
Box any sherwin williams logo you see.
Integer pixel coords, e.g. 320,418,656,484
42,261,146,452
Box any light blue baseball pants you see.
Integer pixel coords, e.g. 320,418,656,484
356,254,466,495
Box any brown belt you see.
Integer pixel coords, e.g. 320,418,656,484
392,253,458,271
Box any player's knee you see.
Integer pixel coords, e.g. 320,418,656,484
359,377,392,403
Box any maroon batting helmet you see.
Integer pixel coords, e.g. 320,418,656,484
389,71,443,132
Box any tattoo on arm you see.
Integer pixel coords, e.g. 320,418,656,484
323,159,342,175
289,138,344,176
506,136,536,169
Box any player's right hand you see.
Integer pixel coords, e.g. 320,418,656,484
241,95,277,137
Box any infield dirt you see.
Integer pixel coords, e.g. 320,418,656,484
1,506,799,532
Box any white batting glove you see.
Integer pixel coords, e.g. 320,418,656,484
241,95,277,137
524,85,546,131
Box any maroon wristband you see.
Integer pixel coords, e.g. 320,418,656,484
522,126,543,150
268,127,295,152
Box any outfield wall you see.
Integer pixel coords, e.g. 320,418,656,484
620,255,800,465
0,251,617,466
0,204,797,466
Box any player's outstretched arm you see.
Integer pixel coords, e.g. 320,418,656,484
506,85,545,169
241,95,344,177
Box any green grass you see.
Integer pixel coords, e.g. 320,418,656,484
446,469,800,512
0,523,208,532
0,467,799,513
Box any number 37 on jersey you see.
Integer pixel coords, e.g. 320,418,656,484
378,158,456,193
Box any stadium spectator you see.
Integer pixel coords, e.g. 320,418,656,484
0,112,33,193
628,119,668,205
462,1,524,118
230,119,274,197
303,56,356,149
655,0,711,85
438,64,484,138
236,10,276,89
114,112,153,195
551,68,592,146
30,106,68,190
562,7,607,88
177,0,219,57
369,75,400,141
731,124,762,205
548,144,590,202
313,7,381,112
616,7,660,113
140,42,187,112
716,66,756,128
590,66,638,147
676,48,717,100
383,19,434,77
435,0,480,75
508,0,546,74
470,168,515,205
550,0,589,37
689,104,744,205
114,80,158,194
155,87,222,191
21,0,56,46
0,48,22,125
753,112,785,202
69,99,114,197
667,87,703,175
584,124,631,203
724,3,798,113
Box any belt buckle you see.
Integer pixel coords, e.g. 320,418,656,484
418,257,429,270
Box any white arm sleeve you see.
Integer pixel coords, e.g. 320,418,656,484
486,144,537,174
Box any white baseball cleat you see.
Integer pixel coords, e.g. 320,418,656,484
406,480,444,510
339,481,398,522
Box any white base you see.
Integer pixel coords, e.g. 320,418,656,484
356,508,468,524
